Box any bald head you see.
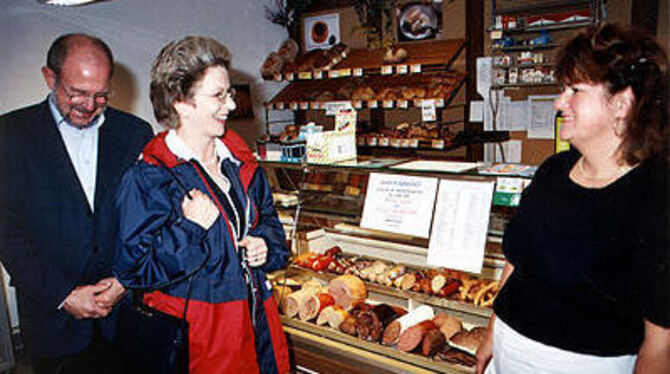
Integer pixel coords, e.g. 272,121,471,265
46,33,114,77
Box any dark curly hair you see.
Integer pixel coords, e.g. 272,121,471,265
556,23,669,164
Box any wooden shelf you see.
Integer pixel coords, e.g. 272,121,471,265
265,72,467,110
270,39,466,82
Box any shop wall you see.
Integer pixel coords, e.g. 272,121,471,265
0,0,292,143
0,0,291,328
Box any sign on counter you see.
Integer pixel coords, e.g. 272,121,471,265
427,179,494,274
361,173,438,238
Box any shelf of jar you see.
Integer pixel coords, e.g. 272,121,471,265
491,81,558,89
493,43,561,52
487,20,594,34
493,62,554,69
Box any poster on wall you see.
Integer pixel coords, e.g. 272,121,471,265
304,13,340,51
397,1,443,42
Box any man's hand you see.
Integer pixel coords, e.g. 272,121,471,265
93,277,126,309
62,283,112,319
239,236,268,267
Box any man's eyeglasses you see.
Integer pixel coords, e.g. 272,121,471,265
196,87,236,103
57,79,114,106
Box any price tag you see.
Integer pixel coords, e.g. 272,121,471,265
396,65,408,75
491,30,503,40
398,100,408,108
276,102,285,110
410,64,422,73
368,100,378,108
264,102,273,110
381,66,393,75
436,98,445,108
383,100,394,108
298,71,312,80
285,72,294,81
299,102,309,110
353,68,363,77
328,70,339,78
273,74,282,81
352,100,363,109
310,102,320,110
421,100,437,122
289,102,298,110
338,68,351,77
313,70,323,79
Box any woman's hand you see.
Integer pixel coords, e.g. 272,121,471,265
634,320,670,373
239,236,268,267
181,189,219,229
476,315,495,374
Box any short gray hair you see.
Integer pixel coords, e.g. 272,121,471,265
150,36,231,129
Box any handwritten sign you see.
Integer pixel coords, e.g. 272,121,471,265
361,173,438,238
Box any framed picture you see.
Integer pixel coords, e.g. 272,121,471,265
397,1,443,42
304,13,340,51
229,84,253,120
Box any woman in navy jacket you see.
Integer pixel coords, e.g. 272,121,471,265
114,36,290,373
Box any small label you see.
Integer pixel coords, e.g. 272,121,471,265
491,30,503,40
276,102,285,110
338,68,351,77
286,72,294,81
436,98,445,107
396,65,408,75
328,70,339,78
383,100,394,108
398,100,408,108
289,102,298,110
382,66,393,75
353,68,363,76
310,102,320,110
298,71,312,80
422,100,437,122
352,100,363,109
410,64,422,73
299,102,309,110
368,100,378,108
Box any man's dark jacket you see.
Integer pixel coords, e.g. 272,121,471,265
0,99,153,357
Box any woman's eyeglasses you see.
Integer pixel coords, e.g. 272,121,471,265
196,87,237,103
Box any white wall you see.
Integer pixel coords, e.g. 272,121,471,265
0,0,292,137
0,0,293,328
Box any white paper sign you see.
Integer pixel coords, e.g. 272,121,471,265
361,173,438,238
527,95,558,139
421,99,437,122
427,179,495,273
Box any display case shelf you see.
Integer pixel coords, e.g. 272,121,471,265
282,317,475,373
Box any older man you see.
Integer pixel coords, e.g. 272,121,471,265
0,33,152,373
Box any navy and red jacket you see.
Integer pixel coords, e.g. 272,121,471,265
113,130,290,373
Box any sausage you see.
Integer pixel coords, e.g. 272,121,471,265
299,293,335,321
381,305,434,346
397,320,438,352
421,329,446,357
355,304,405,342
339,314,358,336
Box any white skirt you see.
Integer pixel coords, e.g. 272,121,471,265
485,318,637,374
